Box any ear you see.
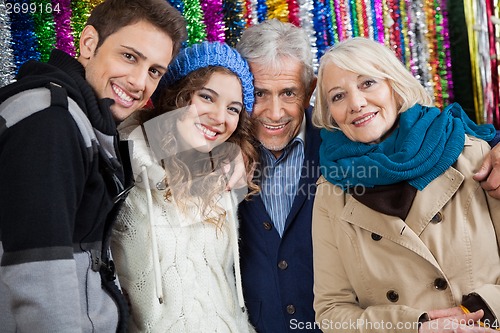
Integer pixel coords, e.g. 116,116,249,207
79,25,99,60
304,76,318,108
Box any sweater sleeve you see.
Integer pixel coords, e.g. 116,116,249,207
0,107,86,332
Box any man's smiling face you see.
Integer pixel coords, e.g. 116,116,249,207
79,20,174,121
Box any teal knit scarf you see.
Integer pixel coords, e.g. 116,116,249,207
319,103,496,191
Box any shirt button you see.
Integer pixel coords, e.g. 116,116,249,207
386,290,399,302
431,212,443,223
434,278,448,290
371,233,382,241
263,222,272,230
286,304,296,314
278,260,288,270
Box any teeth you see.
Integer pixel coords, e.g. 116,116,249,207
196,123,217,137
353,113,375,125
112,85,133,102
263,123,285,130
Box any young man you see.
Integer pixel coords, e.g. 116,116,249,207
0,0,186,332
236,19,500,333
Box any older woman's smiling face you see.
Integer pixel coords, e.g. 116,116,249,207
322,62,400,144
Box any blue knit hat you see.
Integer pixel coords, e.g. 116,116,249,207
154,41,254,112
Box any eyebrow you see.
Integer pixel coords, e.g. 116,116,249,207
201,87,243,106
121,45,168,72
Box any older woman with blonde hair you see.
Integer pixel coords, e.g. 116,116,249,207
312,37,500,333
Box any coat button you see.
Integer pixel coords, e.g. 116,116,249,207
263,222,273,230
278,260,288,270
286,304,296,314
434,278,448,290
386,290,399,302
431,212,443,223
371,233,382,241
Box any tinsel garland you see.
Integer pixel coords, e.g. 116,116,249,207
266,0,289,21
349,0,358,36
463,0,483,122
297,0,319,71
364,0,374,39
223,0,245,46
434,0,450,106
487,0,499,128
32,0,56,62
373,0,384,43
201,0,225,42
256,0,267,22
53,0,75,57
328,0,339,43
358,0,368,36
387,0,402,61
409,0,433,97
398,0,410,68
243,0,258,25
441,0,453,104
183,0,208,45
476,0,493,124
7,0,40,73
311,0,330,58
332,0,344,40
0,0,472,119
424,0,442,107
287,0,300,26
0,0,15,86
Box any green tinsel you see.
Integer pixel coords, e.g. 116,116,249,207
32,0,56,62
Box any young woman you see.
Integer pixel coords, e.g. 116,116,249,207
111,41,258,333
312,37,500,333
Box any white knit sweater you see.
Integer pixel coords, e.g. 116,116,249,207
111,121,255,333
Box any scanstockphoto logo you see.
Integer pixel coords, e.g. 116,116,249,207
252,160,380,199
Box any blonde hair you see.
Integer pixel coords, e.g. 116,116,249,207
312,37,433,130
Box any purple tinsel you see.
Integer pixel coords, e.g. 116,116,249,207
53,0,75,56
201,0,225,42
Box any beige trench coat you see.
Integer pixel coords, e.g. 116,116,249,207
312,136,500,333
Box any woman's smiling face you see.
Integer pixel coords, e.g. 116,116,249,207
322,62,400,144
176,71,243,153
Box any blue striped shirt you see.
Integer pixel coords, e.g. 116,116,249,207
259,119,306,237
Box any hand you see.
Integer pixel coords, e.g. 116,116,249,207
427,307,469,319
473,144,500,199
224,152,255,191
420,309,497,333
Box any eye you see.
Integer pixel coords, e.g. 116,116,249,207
228,106,242,114
283,90,295,97
123,53,136,62
149,68,162,79
361,79,376,89
330,92,344,103
255,91,264,98
198,93,213,102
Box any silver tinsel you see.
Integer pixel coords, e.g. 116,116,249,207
297,0,319,72
0,0,15,87
407,0,433,101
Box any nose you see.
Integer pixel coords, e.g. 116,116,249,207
128,66,148,92
208,105,226,125
267,95,285,121
348,90,367,113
